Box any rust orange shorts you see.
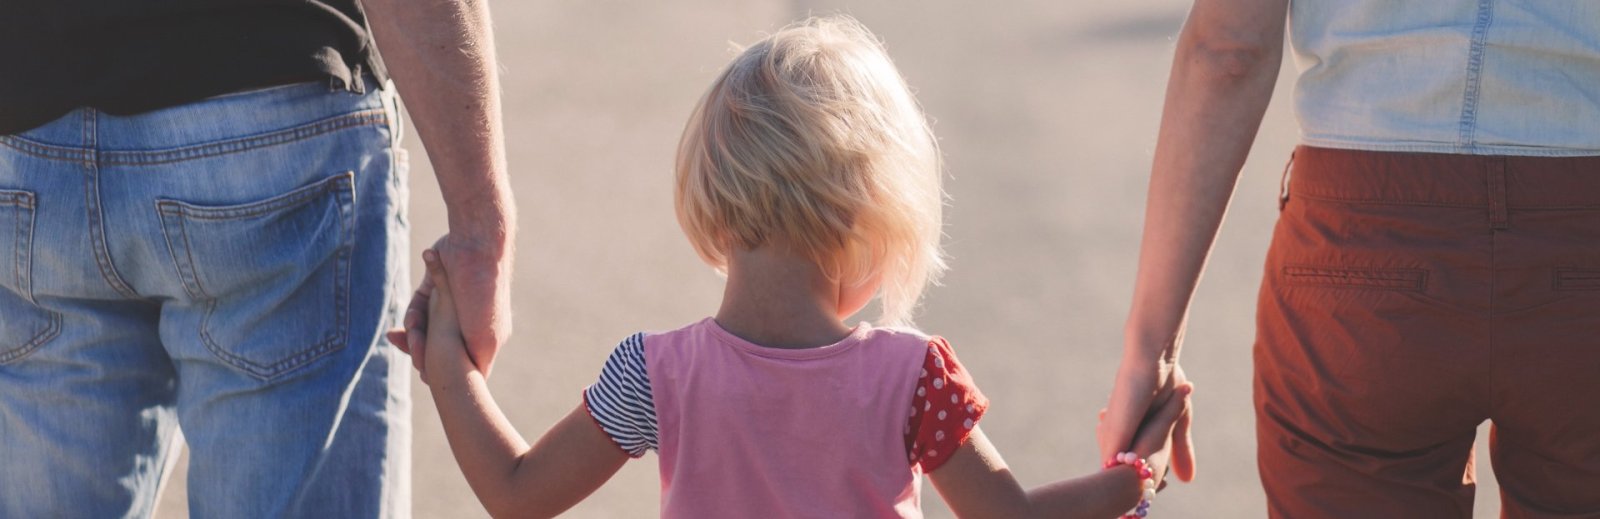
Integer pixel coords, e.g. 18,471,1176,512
1255,146,1600,518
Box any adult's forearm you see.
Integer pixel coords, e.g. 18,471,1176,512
1123,8,1285,362
364,0,516,245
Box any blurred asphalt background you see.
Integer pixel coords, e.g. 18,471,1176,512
158,1,1504,516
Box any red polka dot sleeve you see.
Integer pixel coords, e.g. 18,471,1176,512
905,337,989,472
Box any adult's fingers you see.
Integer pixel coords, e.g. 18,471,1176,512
1146,384,1191,434
1171,401,1196,482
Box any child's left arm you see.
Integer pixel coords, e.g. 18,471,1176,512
419,250,630,518
928,384,1191,518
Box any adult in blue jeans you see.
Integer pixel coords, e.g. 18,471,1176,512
0,0,516,517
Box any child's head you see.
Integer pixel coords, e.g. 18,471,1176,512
674,15,945,326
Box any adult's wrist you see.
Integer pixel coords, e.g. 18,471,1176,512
1121,326,1181,365
445,200,517,256
446,227,515,258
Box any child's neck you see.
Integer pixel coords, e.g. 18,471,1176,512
714,245,856,350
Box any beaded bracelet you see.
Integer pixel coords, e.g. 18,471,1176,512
1104,451,1156,518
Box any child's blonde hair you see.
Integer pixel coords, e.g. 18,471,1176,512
674,15,945,327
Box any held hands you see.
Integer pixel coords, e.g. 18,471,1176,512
1099,356,1196,484
1104,382,1193,490
387,248,479,382
422,249,477,377
387,233,512,381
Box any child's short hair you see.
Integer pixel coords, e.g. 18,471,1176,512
674,15,945,326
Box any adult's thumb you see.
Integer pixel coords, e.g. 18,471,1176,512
1171,404,1196,482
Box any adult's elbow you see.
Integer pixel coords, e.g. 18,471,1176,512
1177,29,1281,80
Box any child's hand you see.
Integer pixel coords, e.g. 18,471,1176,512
419,248,478,380
385,247,437,379
1110,383,1193,491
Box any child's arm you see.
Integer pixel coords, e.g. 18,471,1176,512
928,385,1191,518
420,250,630,518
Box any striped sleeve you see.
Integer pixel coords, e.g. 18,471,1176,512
582,333,658,457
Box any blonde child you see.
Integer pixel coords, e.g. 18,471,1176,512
399,16,1189,518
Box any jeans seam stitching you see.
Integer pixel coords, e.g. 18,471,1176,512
197,300,346,379
155,205,206,300
175,213,210,299
9,193,25,295
0,136,93,162
0,312,62,364
80,141,141,299
100,110,388,166
1457,0,1495,152
0,194,58,364
156,174,352,221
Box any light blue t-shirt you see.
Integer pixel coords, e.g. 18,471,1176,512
1290,0,1600,156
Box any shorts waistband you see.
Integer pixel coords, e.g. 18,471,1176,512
1289,145,1600,210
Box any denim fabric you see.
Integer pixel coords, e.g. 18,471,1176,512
1289,0,1600,156
0,78,411,518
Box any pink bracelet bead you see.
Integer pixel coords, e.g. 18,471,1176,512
1109,451,1155,518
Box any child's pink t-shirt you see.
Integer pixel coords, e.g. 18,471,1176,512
582,318,989,518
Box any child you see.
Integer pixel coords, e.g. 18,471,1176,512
399,15,1190,518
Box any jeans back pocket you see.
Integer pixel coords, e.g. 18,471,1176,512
157,173,355,379
0,189,61,364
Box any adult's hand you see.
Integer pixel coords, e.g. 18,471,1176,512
1099,357,1195,482
391,233,512,379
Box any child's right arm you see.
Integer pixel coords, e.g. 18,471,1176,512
420,250,631,518
928,384,1192,519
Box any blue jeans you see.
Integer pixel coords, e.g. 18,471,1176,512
0,79,411,518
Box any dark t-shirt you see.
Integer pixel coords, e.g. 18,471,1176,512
0,0,387,135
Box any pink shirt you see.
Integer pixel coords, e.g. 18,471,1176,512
583,318,988,518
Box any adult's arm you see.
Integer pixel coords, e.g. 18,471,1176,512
1098,0,1289,481
363,0,517,375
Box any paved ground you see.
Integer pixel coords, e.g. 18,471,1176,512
158,1,1505,516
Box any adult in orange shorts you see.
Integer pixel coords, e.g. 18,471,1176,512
1097,0,1600,517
